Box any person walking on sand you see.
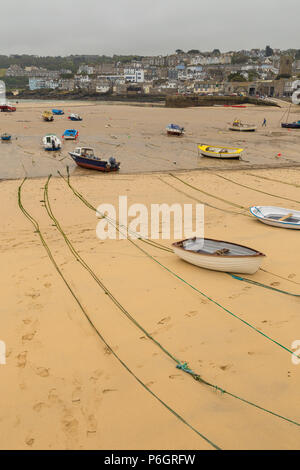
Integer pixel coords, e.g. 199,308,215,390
262,118,267,127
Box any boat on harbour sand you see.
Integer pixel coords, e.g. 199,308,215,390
172,237,265,274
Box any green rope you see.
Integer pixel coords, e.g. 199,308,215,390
168,173,250,212
58,171,300,428
213,173,300,205
18,177,220,451
245,172,300,189
229,273,300,297
159,176,250,218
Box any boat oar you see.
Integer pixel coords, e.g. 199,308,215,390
279,213,293,221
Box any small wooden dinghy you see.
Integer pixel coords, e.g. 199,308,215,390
229,119,256,132
250,206,300,229
172,238,265,274
198,144,243,159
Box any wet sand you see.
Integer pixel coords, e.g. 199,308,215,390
0,101,300,450
0,100,300,179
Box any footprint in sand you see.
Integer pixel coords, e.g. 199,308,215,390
87,415,97,435
17,351,28,368
35,367,50,378
157,316,171,325
22,331,36,342
25,438,35,447
102,389,118,394
185,310,198,318
271,282,280,287
169,374,184,381
72,388,81,404
62,412,79,437
288,273,296,279
33,402,46,412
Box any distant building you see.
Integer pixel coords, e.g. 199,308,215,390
279,55,293,77
124,69,145,83
29,77,59,90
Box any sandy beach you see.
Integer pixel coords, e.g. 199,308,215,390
0,101,300,450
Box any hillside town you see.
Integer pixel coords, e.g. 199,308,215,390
2,46,300,98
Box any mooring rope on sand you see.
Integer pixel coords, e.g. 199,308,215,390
229,273,300,297
55,170,300,429
212,173,300,205
158,176,250,218
168,173,251,212
245,172,300,189
18,177,220,451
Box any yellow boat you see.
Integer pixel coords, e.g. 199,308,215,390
198,144,244,159
42,111,54,122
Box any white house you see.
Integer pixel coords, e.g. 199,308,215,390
124,68,145,83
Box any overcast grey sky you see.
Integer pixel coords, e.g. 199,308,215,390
1,0,299,56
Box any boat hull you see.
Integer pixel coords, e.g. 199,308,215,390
200,150,240,159
281,123,300,129
173,238,265,274
229,126,256,132
69,153,120,172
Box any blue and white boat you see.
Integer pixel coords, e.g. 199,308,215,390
1,133,11,141
69,147,120,172
52,109,64,115
250,206,300,229
68,113,82,121
62,129,79,140
166,123,185,136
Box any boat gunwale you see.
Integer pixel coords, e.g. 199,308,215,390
172,237,266,258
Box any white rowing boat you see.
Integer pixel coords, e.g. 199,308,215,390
250,206,300,229
229,119,256,132
198,144,243,159
172,238,265,274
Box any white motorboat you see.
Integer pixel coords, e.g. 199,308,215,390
172,237,265,274
42,134,61,151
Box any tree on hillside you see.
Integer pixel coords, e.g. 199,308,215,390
227,72,247,82
187,49,200,55
265,45,274,57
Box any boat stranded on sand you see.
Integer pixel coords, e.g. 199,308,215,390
1,133,12,141
281,121,300,129
229,119,256,132
62,129,79,140
198,144,244,159
69,147,120,172
166,124,185,136
0,104,16,112
42,111,54,122
52,109,64,115
172,237,265,274
250,206,300,229
42,134,61,151
68,113,82,121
